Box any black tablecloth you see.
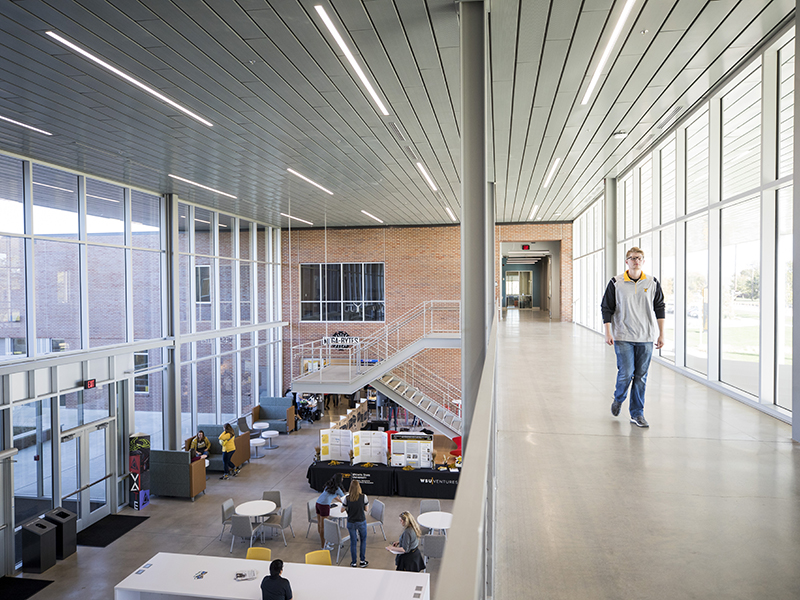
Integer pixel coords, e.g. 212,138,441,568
306,463,459,499
394,468,459,499
306,463,395,496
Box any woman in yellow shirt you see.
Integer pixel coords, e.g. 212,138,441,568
218,423,237,480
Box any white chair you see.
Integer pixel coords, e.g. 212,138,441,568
366,498,386,540
421,534,446,571
306,498,317,537
323,518,350,564
219,498,235,540
229,515,260,553
263,503,294,547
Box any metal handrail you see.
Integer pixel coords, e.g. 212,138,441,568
386,359,462,417
61,472,114,501
291,300,460,384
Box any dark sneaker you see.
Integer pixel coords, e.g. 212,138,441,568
219,475,229,480
630,415,649,428
611,401,621,417
350,562,358,568
359,560,369,568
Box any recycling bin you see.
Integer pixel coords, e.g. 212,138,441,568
21,518,57,573
44,507,77,559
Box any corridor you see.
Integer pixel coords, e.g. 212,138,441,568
494,310,800,599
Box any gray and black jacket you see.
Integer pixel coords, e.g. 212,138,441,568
601,271,666,343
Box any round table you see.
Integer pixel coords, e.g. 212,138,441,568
236,500,278,543
252,422,270,431
250,437,266,459
417,511,452,535
261,430,279,449
328,503,347,526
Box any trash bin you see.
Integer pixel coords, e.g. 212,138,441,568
21,518,57,573
44,507,77,559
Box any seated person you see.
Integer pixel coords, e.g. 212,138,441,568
190,430,210,460
261,559,292,600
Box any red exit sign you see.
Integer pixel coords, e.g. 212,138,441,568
522,244,530,250
84,379,97,390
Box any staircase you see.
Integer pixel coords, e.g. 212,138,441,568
290,300,462,438
373,363,462,438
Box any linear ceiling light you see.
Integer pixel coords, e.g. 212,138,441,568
543,158,561,188
416,162,438,192
315,5,390,116
445,206,456,222
287,168,334,195
361,210,384,223
0,114,53,136
33,181,74,193
168,174,237,199
528,204,540,220
281,212,313,226
580,0,638,105
45,31,214,127
87,194,121,203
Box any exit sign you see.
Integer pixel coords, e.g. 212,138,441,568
522,244,530,250
84,379,97,390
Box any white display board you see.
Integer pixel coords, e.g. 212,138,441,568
353,431,388,464
320,428,352,462
390,432,433,469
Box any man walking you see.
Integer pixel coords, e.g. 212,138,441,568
601,247,665,427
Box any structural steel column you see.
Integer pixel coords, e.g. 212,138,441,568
165,194,181,450
604,177,617,281
460,0,486,445
486,181,496,334
792,25,800,442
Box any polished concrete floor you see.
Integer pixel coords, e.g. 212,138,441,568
495,310,800,599
14,404,450,600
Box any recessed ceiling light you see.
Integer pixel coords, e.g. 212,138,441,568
287,168,334,195
581,0,638,105
315,6,390,116
45,31,214,127
415,162,438,192
543,158,561,188
0,114,53,136
280,212,313,226
528,204,540,220
361,210,384,223
445,206,456,222
613,131,627,139
168,174,236,199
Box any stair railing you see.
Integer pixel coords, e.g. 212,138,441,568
386,358,462,418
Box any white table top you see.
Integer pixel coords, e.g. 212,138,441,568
250,438,266,446
235,500,276,518
329,503,347,519
114,552,430,600
417,511,453,530
252,422,270,429
261,430,279,437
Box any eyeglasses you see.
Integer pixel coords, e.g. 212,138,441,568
626,256,644,262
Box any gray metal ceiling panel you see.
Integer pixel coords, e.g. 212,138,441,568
546,0,580,42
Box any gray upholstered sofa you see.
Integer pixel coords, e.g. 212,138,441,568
150,450,206,500
252,394,296,434
185,424,250,472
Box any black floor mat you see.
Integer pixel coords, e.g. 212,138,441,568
0,576,52,600
76,514,149,548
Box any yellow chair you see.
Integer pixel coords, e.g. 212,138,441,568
246,547,272,561
305,549,332,565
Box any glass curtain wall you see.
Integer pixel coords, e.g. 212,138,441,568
177,203,282,441
594,27,795,413
572,195,604,333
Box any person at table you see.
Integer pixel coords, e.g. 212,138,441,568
190,430,210,461
260,559,292,600
342,479,369,568
316,473,345,548
392,511,425,572
218,423,238,480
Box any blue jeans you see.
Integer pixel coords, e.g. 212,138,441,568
613,341,653,417
347,520,367,564
222,450,235,475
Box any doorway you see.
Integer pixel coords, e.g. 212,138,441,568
505,271,533,308
60,421,113,530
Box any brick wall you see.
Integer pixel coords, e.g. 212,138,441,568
281,222,574,390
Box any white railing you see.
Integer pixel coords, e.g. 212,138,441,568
291,300,460,384
386,358,461,418
435,316,497,600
